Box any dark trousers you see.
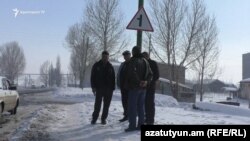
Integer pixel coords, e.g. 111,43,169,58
121,89,129,117
145,82,156,124
92,88,113,121
128,89,146,129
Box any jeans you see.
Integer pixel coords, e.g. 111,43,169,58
128,89,146,129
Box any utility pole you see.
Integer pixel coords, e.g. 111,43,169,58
136,0,144,52
148,34,152,57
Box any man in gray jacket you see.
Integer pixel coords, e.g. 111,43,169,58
117,50,131,122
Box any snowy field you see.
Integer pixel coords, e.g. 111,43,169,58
2,88,248,141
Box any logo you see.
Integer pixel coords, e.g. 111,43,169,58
12,8,45,18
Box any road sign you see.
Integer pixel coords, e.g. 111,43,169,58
127,7,153,32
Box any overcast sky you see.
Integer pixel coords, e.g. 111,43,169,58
0,0,249,84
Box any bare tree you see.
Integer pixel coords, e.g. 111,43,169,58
40,61,50,87
66,23,98,88
49,64,55,87
192,16,219,101
69,51,79,87
55,56,62,87
85,0,127,54
0,41,26,81
65,0,127,88
149,0,207,98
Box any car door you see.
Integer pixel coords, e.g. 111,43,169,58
2,79,14,111
0,80,5,108
7,79,18,108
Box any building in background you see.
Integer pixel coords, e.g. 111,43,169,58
193,79,237,93
239,78,250,99
240,53,250,100
155,63,195,103
157,63,185,84
243,53,250,80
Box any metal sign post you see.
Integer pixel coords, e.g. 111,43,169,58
137,0,144,52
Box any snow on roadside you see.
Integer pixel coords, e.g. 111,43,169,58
194,102,250,117
10,88,250,141
197,92,250,109
55,87,91,98
10,106,53,141
57,87,89,95
13,88,180,141
56,88,178,107
55,88,122,102
52,88,150,140
46,101,141,141
155,94,178,107
55,88,250,125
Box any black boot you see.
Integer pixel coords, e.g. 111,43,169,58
101,120,107,125
91,119,97,125
124,127,137,132
119,116,128,122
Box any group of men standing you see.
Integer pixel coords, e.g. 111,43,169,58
90,46,159,132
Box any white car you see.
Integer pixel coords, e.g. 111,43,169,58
0,77,19,115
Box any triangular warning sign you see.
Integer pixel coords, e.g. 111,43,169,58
126,7,154,32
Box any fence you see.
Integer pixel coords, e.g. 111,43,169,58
0,73,77,88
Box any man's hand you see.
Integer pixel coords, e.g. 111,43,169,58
92,88,96,96
140,81,147,88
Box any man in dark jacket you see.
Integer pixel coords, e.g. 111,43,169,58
91,51,115,125
124,46,152,132
117,50,131,122
142,52,160,125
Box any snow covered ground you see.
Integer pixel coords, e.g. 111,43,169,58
197,92,250,109
3,88,249,141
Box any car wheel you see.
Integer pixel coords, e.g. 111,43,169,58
13,99,19,115
0,102,3,113
10,100,19,115
0,103,2,124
